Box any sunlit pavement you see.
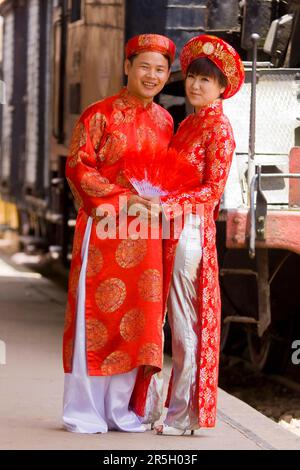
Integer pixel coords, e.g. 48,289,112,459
1,254,300,450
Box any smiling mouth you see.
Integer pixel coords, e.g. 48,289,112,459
142,82,157,88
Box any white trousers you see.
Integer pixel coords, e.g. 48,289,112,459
165,213,202,430
63,217,145,433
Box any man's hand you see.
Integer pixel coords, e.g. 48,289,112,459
142,196,162,216
127,194,162,219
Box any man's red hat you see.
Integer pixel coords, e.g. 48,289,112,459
125,34,176,64
180,34,245,99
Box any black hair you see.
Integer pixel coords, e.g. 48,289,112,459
128,53,171,69
187,57,228,90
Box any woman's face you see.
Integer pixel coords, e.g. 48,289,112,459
185,72,225,111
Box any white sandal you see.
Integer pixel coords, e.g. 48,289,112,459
154,424,194,436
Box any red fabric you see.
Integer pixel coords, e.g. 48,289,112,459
180,34,245,99
161,99,235,428
125,34,176,63
63,88,173,416
124,147,200,196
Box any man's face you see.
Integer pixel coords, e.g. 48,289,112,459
124,51,170,104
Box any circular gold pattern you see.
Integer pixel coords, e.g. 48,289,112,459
137,342,161,365
138,269,162,302
100,351,132,375
80,171,115,197
64,338,74,370
89,113,106,151
98,131,127,165
70,121,86,156
203,42,214,55
86,318,108,351
67,178,83,208
115,239,147,269
69,265,81,299
120,308,145,341
95,278,126,313
86,245,104,277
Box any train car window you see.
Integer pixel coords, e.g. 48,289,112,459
70,0,81,23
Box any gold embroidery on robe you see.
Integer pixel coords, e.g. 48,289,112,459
120,308,146,341
138,269,162,302
95,278,126,313
86,318,108,351
100,351,132,375
115,239,147,269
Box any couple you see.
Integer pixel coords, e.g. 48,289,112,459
62,33,244,436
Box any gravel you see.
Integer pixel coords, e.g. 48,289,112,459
219,354,300,437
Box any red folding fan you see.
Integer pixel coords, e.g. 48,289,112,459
124,148,199,197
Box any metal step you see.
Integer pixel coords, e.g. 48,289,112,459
223,316,258,324
220,268,258,277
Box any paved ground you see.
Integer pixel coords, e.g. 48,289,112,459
1,253,300,450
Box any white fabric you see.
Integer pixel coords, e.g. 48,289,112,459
165,213,202,430
63,217,146,433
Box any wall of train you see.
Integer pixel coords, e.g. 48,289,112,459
0,0,299,260
0,0,300,372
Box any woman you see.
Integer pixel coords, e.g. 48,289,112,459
155,35,245,435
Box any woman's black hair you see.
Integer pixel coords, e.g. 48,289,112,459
187,57,228,90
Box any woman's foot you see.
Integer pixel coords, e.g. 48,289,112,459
154,424,194,436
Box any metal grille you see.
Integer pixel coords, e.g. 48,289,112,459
223,69,300,156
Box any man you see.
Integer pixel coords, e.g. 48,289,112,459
62,34,175,433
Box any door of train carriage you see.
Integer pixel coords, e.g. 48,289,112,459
0,0,52,244
125,0,243,352
125,0,210,130
20,0,53,255
52,0,127,264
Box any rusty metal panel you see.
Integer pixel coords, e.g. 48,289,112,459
207,0,240,31
226,209,300,255
241,0,274,50
289,147,300,207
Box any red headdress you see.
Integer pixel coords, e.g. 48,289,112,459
125,34,176,64
180,34,245,99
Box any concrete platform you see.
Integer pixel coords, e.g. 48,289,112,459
0,254,300,450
